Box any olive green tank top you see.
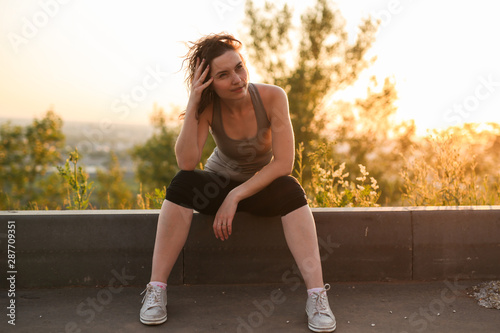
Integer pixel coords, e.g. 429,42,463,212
204,83,273,182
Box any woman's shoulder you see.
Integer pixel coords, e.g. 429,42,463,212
251,83,289,122
252,83,286,98
252,83,287,109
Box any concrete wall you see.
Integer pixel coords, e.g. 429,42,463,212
1,207,499,288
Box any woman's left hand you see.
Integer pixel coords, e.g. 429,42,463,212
213,192,239,241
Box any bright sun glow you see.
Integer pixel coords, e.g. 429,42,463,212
1,0,499,135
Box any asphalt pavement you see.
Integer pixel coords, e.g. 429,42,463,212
2,280,500,333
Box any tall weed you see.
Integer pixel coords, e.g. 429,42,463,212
57,149,94,210
295,142,381,207
401,132,500,206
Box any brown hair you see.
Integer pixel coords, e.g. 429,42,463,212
181,33,243,119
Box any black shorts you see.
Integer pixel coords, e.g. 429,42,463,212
165,170,308,217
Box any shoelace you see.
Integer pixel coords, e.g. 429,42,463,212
141,285,162,308
312,284,332,317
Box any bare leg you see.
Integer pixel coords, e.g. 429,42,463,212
281,205,324,289
150,200,193,283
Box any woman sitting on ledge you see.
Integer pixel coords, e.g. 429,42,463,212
140,33,336,333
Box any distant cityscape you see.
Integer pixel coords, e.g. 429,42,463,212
1,117,155,173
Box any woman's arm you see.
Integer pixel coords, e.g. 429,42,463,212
214,85,295,240
175,59,213,170
175,106,211,170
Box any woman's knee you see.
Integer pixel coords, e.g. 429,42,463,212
165,170,198,208
273,175,305,194
268,175,308,216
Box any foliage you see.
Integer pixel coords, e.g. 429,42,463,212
326,77,416,205
3,0,500,210
401,130,500,206
25,110,65,180
0,110,65,209
95,151,134,209
295,142,380,207
131,106,216,195
146,187,167,209
243,0,415,203
244,0,378,154
0,121,25,208
130,106,179,194
135,184,166,210
31,173,67,210
57,149,94,210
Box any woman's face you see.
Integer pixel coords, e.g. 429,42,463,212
209,50,248,100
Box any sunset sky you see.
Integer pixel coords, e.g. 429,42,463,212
1,0,499,135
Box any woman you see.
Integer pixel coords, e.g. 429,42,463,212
140,33,336,333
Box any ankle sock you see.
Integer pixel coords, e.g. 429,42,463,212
307,287,324,296
150,281,167,290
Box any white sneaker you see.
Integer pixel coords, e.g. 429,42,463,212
140,283,167,325
306,284,336,332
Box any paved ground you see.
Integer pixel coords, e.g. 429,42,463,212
2,280,500,333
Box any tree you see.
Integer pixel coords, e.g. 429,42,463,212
130,106,180,194
0,122,25,208
95,151,133,209
0,110,65,209
26,110,65,179
244,0,378,147
131,105,216,197
245,1,421,205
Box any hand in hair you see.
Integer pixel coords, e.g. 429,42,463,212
186,58,213,116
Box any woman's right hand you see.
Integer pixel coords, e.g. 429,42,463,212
186,58,214,113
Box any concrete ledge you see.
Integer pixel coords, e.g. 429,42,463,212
412,207,500,280
314,209,412,282
184,213,295,284
0,210,182,288
1,207,500,288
